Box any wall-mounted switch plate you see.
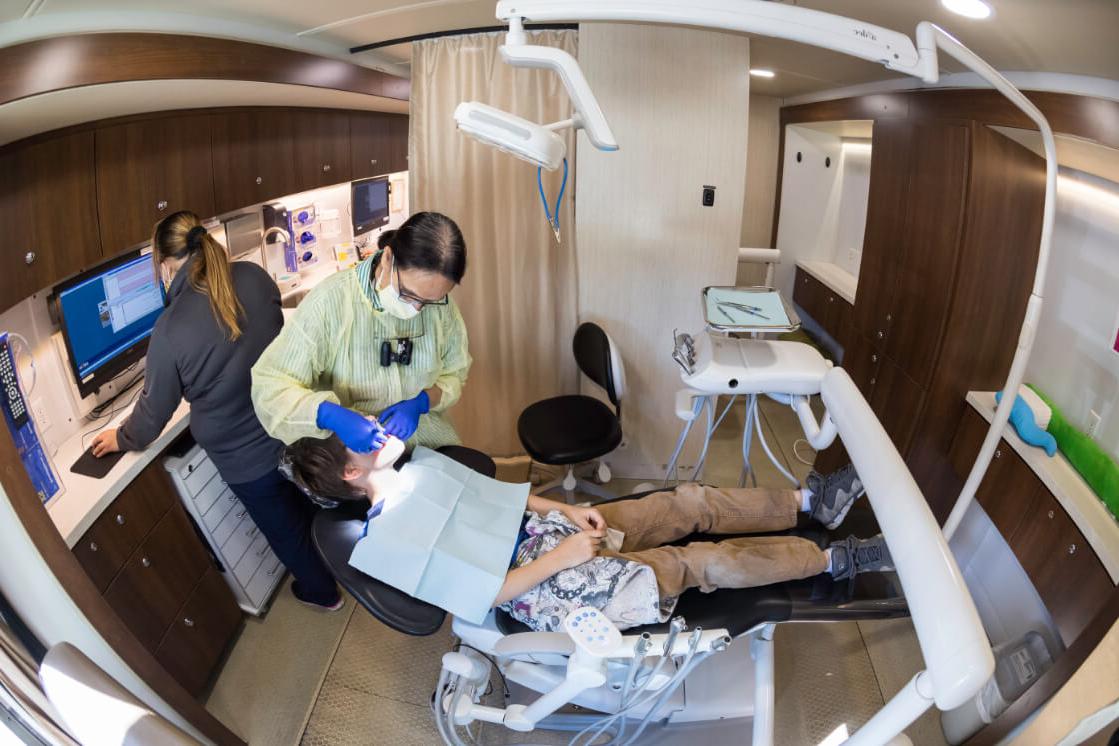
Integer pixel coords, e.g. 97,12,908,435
702,186,715,207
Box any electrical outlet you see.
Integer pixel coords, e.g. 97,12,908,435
31,398,50,431
1087,410,1102,439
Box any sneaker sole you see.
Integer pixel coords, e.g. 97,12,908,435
295,596,345,612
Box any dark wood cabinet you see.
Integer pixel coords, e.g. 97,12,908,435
293,110,352,191
72,466,172,593
156,567,242,697
1,132,104,309
869,356,926,457
104,505,210,651
850,121,911,340
793,267,853,342
350,111,409,178
948,406,1115,647
883,123,969,387
1015,489,1114,646
74,460,240,690
95,115,216,255
211,109,298,214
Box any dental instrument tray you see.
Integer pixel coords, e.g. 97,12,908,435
702,286,800,333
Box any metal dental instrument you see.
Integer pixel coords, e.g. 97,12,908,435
718,300,770,321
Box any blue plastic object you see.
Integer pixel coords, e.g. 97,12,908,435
996,390,1057,457
316,401,387,453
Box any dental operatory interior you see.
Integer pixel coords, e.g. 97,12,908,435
1,1,1119,745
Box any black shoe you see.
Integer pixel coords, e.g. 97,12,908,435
829,535,894,582
806,464,865,529
292,581,344,611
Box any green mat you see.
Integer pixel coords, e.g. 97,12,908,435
1028,385,1119,522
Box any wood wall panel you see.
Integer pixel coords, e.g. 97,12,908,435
0,33,407,107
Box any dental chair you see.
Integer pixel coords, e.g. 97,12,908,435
311,363,992,745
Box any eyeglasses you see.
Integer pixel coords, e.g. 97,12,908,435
394,263,449,308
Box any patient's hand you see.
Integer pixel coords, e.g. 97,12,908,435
551,530,605,570
561,504,606,533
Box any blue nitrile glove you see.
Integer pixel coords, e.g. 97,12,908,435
379,390,430,441
315,401,387,453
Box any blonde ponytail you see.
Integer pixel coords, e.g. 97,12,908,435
152,211,245,340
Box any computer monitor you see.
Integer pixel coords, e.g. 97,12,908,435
53,250,166,398
351,176,390,235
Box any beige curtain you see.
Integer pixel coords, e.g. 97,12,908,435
411,31,579,456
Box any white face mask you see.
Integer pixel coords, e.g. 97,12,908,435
380,255,421,320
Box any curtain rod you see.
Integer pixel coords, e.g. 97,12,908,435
349,23,577,54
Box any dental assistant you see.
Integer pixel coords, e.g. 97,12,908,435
251,211,471,454
91,211,343,611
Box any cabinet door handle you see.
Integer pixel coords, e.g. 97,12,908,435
248,526,259,537
141,557,151,568
1047,510,1055,519
876,330,885,340
994,449,1001,459
871,354,878,363
115,514,126,526
89,541,99,553
267,564,281,577
1068,543,1077,555
322,163,332,172
255,176,263,185
183,617,195,628
236,509,247,519
257,546,268,557
24,251,35,265
869,378,876,386
370,159,378,166
885,314,892,322
828,296,835,303
157,200,168,211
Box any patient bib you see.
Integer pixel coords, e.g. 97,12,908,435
348,447,530,624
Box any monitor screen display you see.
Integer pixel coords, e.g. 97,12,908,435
352,177,390,235
56,253,165,388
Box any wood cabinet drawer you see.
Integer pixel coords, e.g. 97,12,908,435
822,293,852,337
156,566,242,697
73,465,175,593
350,112,408,179
793,267,827,323
104,505,210,651
292,110,352,190
1013,490,1114,646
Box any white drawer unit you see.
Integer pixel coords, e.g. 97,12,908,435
164,443,284,615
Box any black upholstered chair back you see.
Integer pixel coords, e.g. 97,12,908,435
573,322,619,410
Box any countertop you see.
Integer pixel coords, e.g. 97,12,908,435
47,400,191,549
45,306,300,548
967,391,1119,584
795,260,858,305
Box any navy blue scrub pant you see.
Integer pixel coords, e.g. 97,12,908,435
228,468,339,606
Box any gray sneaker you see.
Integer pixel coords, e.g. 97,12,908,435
829,535,894,582
806,464,865,529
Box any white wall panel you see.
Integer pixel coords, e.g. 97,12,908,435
575,23,749,478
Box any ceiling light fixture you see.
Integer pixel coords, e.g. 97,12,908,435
749,68,776,78
941,0,992,20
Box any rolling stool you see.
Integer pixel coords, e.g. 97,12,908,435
517,322,624,503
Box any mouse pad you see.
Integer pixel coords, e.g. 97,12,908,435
70,447,125,479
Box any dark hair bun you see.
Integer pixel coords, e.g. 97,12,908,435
377,229,397,250
186,225,207,250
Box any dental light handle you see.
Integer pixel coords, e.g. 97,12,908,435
919,24,1057,541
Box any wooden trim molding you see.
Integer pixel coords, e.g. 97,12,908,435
0,434,244,744
0,33,409,107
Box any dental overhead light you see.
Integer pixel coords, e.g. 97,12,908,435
456,5,1059,738
941,0,994,20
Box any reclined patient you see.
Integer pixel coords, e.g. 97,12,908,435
284,434,892,632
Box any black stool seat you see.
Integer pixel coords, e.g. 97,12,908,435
518,395,622,465
310,445,496,636
494,503,908,638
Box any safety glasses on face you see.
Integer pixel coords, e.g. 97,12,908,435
393,263,449,308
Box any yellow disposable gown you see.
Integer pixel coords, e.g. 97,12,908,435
251,254,471,447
